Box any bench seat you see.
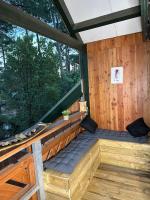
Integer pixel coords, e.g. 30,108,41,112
44,133,97,174
95,128,149,143
96,130,150,172
43,137,100,199
44,129,149,173
43,129,150,200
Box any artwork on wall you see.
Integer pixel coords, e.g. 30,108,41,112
111,67,123,84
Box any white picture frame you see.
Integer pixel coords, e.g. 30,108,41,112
111,67,123,84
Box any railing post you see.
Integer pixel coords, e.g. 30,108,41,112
32,141,46,200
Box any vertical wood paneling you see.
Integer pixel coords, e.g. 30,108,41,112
87,33,150,130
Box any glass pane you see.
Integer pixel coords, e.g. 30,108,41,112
0,21,80,139
4,0,69,34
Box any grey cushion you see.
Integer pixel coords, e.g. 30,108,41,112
44,133,97,174
44,129,148,174
95,129,148,143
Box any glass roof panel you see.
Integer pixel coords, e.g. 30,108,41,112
4,0,69,34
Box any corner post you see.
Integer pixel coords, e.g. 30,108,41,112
80,45,90,115
141,0,150,40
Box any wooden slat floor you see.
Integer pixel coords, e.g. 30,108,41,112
82,164,150,200
46,192,68,200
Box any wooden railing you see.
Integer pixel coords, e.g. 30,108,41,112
0,112,84,200
0,112,83,162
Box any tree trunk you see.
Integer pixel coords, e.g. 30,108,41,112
67,47,70,72
1,44,6,68
50,6,64,77
25,29,29,36
36,33,41,55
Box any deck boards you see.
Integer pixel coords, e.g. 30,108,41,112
46,192,68,200
82,164,150,200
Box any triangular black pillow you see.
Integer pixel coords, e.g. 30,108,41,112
126,118,150,137
80,116,98,133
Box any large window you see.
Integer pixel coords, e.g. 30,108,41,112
4,0,69,34
0,18,80,139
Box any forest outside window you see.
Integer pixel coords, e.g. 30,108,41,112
4,0,69,34
0,19,80,140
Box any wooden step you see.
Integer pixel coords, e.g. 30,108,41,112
99,164,150,177
82,191,114,200
82,164,150,200
46,192,68,200
98,164,150,184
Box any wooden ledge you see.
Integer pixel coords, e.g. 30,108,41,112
0,112,84,162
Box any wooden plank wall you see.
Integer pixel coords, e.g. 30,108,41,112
69,101,80,113
87,33,150,130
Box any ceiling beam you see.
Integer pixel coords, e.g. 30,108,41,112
0,1,84,51
141,0,150,40
73,6,141,33
53,0,83,42
52,0,77,39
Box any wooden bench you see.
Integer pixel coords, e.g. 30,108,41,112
1,113,149,200
43,139,100,200
43,130,150,200
99,139,150,172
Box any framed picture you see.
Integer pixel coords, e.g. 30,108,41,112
111,67,123,84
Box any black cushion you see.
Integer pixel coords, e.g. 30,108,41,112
80,116,98,133
126,118,150,137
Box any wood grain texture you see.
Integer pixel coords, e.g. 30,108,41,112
44,137,150,200
87,33,150,130
69,101,80,113
82,164,150,200
99,139,150,172
44,141,100,200
42,123,82,161
0,112,83,162
0,154,37,200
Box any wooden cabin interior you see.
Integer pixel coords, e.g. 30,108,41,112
0,0,150,200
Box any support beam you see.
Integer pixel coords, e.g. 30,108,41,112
80,45,90,114
53,0,83,42
141,0,150,40
52,1,89,109
73,6,141,33
0,1,84,51
52,0,77,39
40,82,82,123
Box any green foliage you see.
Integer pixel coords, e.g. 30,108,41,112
7,0,68,33
0,0,81,135
60,69,80,95
62,110,70,116
1,35,60,131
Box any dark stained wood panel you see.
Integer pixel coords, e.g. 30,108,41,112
87,33,150,130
